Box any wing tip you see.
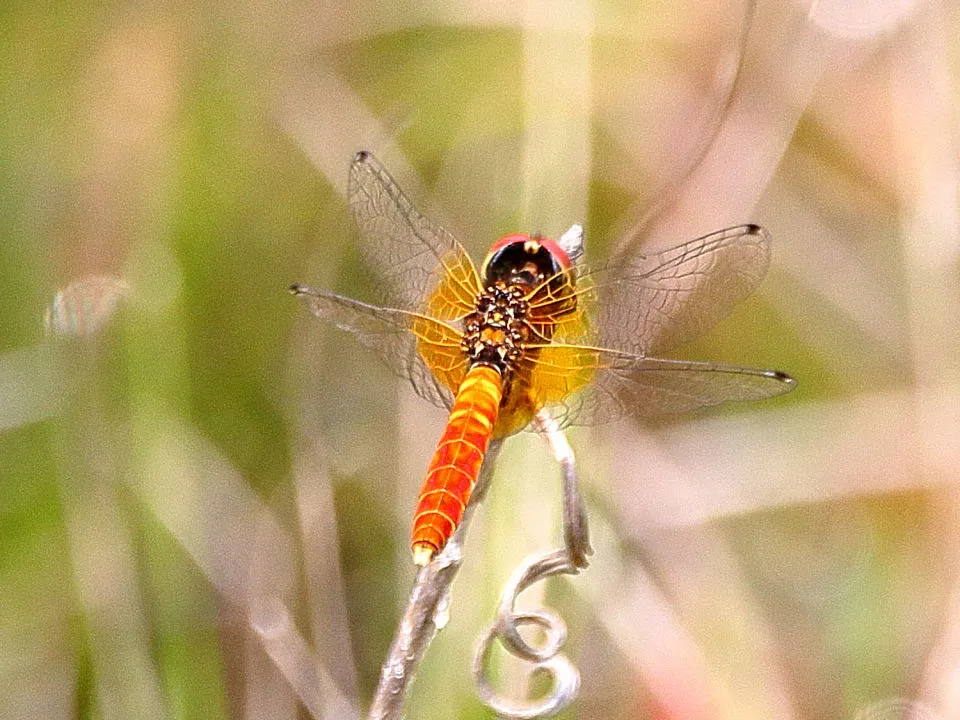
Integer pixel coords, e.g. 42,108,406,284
354,149,370,163
771,369,798,390
289,283,307,296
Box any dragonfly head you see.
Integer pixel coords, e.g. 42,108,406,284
482,233,574,290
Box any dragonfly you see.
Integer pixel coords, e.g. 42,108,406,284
292,151,795,566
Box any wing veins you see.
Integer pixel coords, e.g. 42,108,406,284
349,153,482,313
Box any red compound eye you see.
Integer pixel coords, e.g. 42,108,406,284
481,233,573,286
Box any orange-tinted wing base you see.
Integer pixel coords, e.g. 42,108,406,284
411,364,503,565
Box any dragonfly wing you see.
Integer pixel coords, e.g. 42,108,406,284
525,344,795,428
587,225,771,356
291,284,467,411
348,151,483,320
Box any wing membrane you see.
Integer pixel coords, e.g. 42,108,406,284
291,284,467,410
585,225,771,355
524,345,795,428
348,151,483,320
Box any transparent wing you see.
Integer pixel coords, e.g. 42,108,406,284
518,343,795,429
585,225,771,356
348,151,483,320
291,284,468,410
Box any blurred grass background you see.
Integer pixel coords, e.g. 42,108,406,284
2,0,959,718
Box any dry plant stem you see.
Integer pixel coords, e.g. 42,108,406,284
367,441,503,720
536,412,591,569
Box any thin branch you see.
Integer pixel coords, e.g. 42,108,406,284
367,441,503,720
536,412,591,570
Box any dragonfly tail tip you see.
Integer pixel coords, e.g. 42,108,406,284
411,543,435,566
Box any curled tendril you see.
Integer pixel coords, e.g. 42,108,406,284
471,411,591,718
472,549,583,718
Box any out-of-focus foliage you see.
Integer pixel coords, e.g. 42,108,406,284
1,0,959,718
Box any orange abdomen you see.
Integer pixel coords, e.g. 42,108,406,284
411,365,503,565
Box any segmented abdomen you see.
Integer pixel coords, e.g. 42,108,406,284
411,364,503,565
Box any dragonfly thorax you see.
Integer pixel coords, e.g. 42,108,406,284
460,282,529,369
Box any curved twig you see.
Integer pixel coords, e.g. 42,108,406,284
470,412,591,718
619,0,760,253
537,412,591,570
367,441,503,720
